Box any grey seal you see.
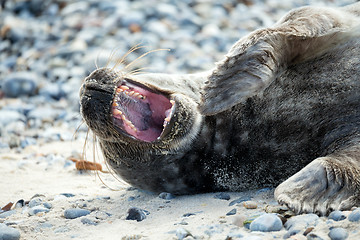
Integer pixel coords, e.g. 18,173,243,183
80,2,360,215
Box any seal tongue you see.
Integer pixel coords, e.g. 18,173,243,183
112,81,173,142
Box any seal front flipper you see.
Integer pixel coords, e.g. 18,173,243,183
275,143,360,216
199,3,360,115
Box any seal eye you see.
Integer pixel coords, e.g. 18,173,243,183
112,80,175,142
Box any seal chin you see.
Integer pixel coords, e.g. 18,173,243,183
111,78,176,142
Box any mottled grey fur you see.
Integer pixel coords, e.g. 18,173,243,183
80,3,360,215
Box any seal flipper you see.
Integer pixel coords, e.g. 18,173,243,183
199,3,360,115
275,143,360,215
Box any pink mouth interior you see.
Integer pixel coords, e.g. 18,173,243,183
112,81,173,142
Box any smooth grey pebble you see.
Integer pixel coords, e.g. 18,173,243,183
283,229,301,239
60,193,75,198
307,233,325,240
176,227,191,240
0,223,20,240
0,210,16,219
285,214,319,230
348,208,360,222
183,213,195,217
28,206,50,216
226,208,237,216
3,72,38,97
126,207,147,222
28,198,43,208
249,213,283,232
64,208,90,219
43,202,52,209
214,192,230,201
328,211,346,221
229,196,252,206
328,227,348,240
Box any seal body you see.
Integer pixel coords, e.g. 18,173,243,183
80,3,360,215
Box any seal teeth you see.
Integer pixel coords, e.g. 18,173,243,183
113,105,139,132
113,109,122,115
120,86,129,91
116,84,147,101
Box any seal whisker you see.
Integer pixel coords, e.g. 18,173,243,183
125,67,152,76
110,44,146,72
124,48,170,70
105,45,126,69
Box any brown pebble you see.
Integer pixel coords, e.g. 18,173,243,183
129,23,141,33
303,227,314,236
243,201,257,209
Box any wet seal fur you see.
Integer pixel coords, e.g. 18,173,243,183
80,3,360,215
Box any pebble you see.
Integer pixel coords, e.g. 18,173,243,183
328,211,346,221
28,206,50,216
229,196,252,206
158,192,176,200
64,208,91,219
328,227,348,240
249,213,283,232
2,72,38,97
175,227,192,240
81,218,98,226
285,214,319,231
126,207,147,222
60,193,75,198
243,201,258,209
214,193,231,201
226,208,237,216
0,210,16,219
43,202,52,209
183,213,196,217
28,197,43,208
348,208,360,222
307,233,325,240
95,211,111,220
0,223,20,240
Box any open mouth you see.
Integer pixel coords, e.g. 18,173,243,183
111,79,175,142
